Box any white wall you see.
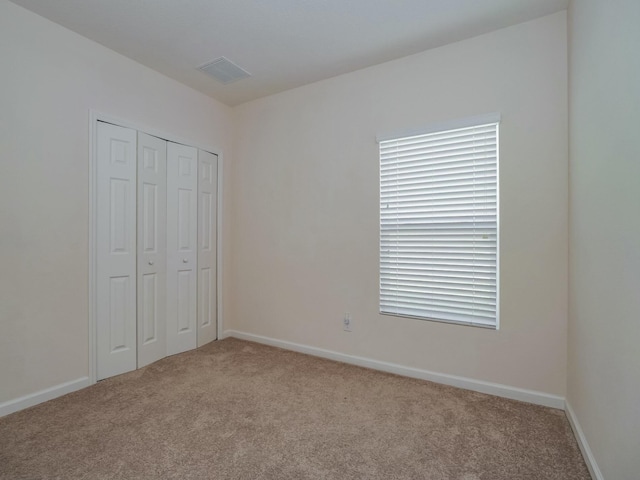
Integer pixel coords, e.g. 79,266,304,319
568,0,640,478
0,0,233,403
231,12,568,396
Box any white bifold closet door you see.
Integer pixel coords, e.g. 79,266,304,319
95,122,218,380
137,133,167,368
197,150,218,346
96,122,138,380
166,143,199,356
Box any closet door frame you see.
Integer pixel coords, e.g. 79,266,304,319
88,110,224,385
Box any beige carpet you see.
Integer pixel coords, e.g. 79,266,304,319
0,338,590,479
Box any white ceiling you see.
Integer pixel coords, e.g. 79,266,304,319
10,0,568,106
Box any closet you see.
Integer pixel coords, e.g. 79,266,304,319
95,121,218,380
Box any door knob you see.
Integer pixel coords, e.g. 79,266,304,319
183,258,188,263
148,260,154,266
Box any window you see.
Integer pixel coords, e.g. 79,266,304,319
379,114,499,329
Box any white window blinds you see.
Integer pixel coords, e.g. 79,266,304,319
379,117,499,328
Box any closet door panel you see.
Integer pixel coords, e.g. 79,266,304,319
137,133,167,368
198,150,218,346
96,122,137,380
167,142,198,355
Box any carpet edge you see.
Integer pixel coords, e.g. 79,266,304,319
222,330,566,409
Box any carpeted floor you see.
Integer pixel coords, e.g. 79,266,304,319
0,338,590,479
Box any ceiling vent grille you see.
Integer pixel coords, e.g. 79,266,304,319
197,57,251,84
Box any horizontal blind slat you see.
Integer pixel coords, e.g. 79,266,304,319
380,299,496,318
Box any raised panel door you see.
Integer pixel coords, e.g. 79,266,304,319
166,142,198,355
96,122,137,380
197,150,218,347
137,132,167,368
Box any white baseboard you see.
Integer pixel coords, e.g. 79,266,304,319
0,377,90,418
222,330,565,409
565,400,603,480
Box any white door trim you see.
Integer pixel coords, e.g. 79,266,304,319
88,110,225,385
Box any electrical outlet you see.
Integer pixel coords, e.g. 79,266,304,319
343,312,352,332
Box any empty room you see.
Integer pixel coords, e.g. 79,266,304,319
0,0,638,478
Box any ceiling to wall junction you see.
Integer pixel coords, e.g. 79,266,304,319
10,0,567,106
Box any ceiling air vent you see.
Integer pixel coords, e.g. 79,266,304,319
197,57,251,85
